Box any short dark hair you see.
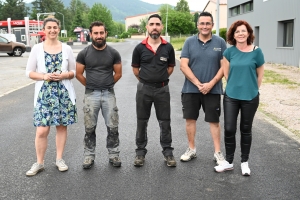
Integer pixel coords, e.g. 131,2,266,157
89,21,107,33
198,11,214,23
148,14,162,22
227,20,255,45
43,17,60,28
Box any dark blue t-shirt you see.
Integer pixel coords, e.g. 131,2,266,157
181,34,227,94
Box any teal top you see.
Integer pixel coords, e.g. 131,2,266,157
223,46,264,100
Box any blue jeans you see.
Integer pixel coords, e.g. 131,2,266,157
83,88,120,159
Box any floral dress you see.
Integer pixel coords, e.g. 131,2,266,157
33,51,78,127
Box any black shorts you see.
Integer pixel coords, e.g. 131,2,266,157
181,93,221,122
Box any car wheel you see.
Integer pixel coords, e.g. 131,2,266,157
13,47,23,56
7,53,14,56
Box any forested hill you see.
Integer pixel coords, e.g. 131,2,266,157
61,0,161,22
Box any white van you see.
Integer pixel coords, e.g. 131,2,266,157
0,33,17,42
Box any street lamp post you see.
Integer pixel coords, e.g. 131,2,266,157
56,12,65,37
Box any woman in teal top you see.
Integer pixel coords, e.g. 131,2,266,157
214,20,264,176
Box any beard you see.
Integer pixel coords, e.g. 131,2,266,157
149,31,161,39
92,37,106,48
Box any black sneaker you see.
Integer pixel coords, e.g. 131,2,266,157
83,157,94,169
164,156,177,167
109,157,122,167
134,155,145,167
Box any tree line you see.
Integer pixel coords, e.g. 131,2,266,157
0,0,200,38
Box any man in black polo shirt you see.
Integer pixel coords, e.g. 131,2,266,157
131,14,176,167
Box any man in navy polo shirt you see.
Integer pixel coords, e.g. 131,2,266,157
131,14,176,167
180,12,227,167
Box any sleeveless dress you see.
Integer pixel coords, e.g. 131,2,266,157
33,51,78,127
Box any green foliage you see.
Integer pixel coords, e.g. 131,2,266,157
160,4,194,35
118,32,131,39
212,28,227,41
127,27,138,34
139,17,147,33
0,0,28,20
174,0,190,12
88,3,114,35
109,22,125,36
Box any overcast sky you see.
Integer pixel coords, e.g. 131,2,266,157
141,0,209,11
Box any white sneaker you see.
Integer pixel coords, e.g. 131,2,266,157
180,148,196,161
214,160,234,172
26,163,44,176
241,162,251,176
56,159,68,172
213,151,225,165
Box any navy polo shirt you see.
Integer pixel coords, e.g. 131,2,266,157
181,34,227,94
131,37,175,83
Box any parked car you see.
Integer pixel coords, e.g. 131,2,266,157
0,35,26,56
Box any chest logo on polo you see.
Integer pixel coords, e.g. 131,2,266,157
160,57,168,61
213,47,222,51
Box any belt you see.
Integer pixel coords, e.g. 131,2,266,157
140,80,169,88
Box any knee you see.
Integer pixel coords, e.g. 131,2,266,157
186,119,196,127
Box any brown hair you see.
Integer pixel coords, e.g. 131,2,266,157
227,20,254,45
43,17,60,29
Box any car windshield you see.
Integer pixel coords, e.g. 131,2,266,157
0,37,8,43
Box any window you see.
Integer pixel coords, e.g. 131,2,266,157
244,1,253,12
277,20,294,47
283,20,293,47
231,6,240,16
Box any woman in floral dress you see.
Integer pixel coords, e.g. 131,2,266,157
25,17,77,176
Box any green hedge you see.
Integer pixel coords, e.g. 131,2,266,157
212,28,227,41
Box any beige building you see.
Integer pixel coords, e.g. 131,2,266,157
125,12,158,31
203,0,228,31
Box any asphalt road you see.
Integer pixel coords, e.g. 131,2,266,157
0,40,299,200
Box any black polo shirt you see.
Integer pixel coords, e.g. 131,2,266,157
131,37,175,83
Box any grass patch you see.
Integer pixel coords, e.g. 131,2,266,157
106,38,124,42
263,70,299,85
258,106,300,138
170,37,187,51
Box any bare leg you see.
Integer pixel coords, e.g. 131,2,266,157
209,122,221,152
186,119,197,149
35,126,50,164
56,125,68,160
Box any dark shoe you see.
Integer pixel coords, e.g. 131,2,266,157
109,157,122,167
164,156,177,167
82,157,94,169
134,155,145,167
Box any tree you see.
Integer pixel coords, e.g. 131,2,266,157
174,0,190,13
30,0,65,20
65,0,90,36
159,4,194,35
0,0,28,20
139,17,148,34
87,3,113,35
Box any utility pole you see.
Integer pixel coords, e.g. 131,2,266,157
216,0,220,36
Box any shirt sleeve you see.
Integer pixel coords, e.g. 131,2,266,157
255,48,265,68
180,37,190,59
131,45,140,68
168,43,176,67
113,49,122,64
221,39,227,56
25,44,39,77
66,45,76,77
223,48,230,61
76,48,86,65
